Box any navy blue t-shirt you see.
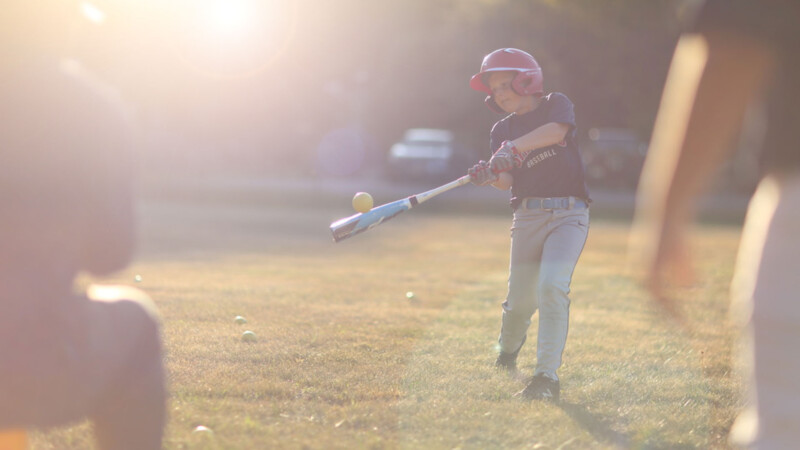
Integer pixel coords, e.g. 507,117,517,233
692,0,800,175
489,92,590,209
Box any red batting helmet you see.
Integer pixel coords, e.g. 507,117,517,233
470,48,544,113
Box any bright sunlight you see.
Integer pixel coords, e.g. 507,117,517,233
198,0,255,42
172,0,297,78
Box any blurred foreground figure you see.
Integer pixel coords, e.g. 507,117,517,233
0,2,165,449
632,0,799,447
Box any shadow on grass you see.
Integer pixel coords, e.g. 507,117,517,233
558,401,630,448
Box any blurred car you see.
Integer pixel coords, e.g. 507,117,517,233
580,127,647,188
386,128,470,182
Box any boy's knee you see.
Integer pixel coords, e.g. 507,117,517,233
538,278,570,312
538,275,569,298
502,298,536,322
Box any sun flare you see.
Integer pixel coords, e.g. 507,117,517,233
172,0,297,78
200,0,254,41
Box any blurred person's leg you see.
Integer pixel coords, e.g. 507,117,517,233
730,174,800,449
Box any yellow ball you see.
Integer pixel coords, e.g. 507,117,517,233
352,192,373,213
192,425,214,436
242,331,257,342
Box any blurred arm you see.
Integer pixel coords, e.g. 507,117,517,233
632,32,774,305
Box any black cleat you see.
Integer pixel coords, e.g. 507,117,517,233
516,374,560,403
495,351,518,372
495,336,526,372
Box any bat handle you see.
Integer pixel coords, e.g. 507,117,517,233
458,174,474,184
464,166,509,183
472,149,531,178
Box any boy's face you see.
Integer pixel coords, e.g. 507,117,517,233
487,71,534,114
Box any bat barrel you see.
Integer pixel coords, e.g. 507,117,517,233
330,198,411,242
330,215,360,242
330,174,471,243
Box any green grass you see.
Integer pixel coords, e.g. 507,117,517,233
31,195,744,449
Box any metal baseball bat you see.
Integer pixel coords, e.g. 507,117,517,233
330,174,473,243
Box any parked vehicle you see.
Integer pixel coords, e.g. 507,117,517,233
580,127,647,188
386,128,470,182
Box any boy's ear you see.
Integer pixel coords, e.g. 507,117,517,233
485,95,505,114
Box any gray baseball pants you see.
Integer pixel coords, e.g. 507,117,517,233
499,198,589,379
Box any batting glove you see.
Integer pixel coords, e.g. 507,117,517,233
468,160,498,186
489,140,524,174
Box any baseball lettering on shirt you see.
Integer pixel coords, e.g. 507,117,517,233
525,148,558,168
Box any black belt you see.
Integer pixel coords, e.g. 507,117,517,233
520,196,587,210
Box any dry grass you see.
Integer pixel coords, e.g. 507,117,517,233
31,195,744,449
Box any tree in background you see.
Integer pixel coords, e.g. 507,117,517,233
67,0,689,177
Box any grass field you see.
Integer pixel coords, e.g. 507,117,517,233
31,187,745,449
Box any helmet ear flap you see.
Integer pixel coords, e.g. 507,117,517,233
485,95,505,114
511,69,544,96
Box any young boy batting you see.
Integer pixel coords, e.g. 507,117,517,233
468,48,591,402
